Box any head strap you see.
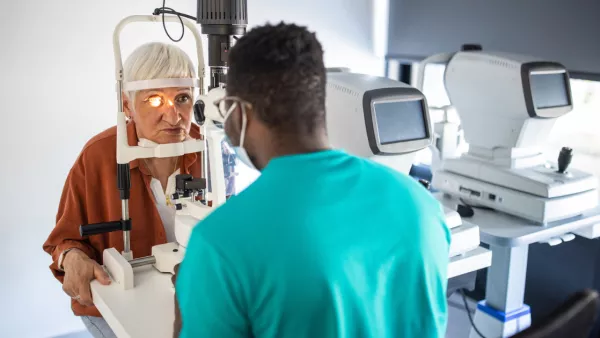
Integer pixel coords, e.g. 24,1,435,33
123,78,200,91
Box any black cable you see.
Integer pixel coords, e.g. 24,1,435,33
459,288,489,338
155,0,187,42
152,6,241,43
154,7,198,21
448,299,473,312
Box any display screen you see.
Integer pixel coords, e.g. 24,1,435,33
373,99,427,145
530,73,570,109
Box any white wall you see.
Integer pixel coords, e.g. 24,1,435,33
0,0,385,337
248,0,386,76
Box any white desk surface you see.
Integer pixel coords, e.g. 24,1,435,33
448,247,491,279
435,193,600,247
91,265,175,338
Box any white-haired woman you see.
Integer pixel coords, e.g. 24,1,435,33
43,42,234,337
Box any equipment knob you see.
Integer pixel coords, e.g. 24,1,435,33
461,44,482,51
418,179,431,190
193,100,206,126
557,147,573,174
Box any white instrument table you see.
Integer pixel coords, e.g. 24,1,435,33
436,194,600,247
91,265,175,338
435,192,600,337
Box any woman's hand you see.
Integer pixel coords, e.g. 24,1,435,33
62,249,111,306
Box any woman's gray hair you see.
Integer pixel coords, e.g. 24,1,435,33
123,42,196,102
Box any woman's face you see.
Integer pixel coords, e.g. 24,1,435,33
124,87,194,144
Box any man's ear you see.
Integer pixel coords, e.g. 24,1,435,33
122,92,134,119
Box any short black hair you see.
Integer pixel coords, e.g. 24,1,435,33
227,22,326,135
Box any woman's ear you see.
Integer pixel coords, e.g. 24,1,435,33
122,92,134,119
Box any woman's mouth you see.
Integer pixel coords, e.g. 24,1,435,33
163,128,184,135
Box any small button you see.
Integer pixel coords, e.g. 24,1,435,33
560,233,576,242
542,237,562,246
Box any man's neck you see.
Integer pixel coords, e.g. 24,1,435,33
254,132,331,170
271,141,331,158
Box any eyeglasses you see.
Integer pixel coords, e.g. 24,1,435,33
213,96,253,120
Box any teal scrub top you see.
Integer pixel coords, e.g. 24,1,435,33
176,149,450,338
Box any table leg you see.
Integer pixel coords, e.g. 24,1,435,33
486,245,529,312
469,245,532,338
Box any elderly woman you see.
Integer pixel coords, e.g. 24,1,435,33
43,42,233,337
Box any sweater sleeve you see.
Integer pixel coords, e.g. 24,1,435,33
42,154,98,282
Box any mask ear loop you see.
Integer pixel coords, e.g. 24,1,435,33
239,104,247,148
222,101,237,122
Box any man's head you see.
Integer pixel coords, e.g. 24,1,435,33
221,22,329,170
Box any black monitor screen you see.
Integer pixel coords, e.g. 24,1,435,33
373,99,427,145
530,73,570,109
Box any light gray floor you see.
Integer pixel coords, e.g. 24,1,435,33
446,292,477,338
51,295,477,338
52,331,92,338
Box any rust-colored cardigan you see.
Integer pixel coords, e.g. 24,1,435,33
43,122,202,317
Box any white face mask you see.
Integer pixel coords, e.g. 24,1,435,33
223,102,257,171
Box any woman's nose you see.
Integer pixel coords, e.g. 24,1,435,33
163,100,181,124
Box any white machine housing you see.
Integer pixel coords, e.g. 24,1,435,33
414,53,465,172
326,71,484,259
447,52,572,152
326,71,433,174
431,51,598,224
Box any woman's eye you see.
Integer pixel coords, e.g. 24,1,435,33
146,96,163,107
176,95,191,104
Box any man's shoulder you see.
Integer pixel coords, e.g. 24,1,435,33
192,183,268,242
354,158,442,211
203,186,264,225
357,157,420,189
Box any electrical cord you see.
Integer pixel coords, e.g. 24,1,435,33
449,299,473,312
153,4,242,43
153,1,198,42
459,288,489,338
154,6,198,21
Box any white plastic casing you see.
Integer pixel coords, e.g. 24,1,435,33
326,71,433,173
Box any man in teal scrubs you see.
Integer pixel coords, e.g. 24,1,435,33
175,22,450,338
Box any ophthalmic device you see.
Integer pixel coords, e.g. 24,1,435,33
423,47,599,224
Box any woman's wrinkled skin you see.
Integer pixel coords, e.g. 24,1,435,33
124,87,194,144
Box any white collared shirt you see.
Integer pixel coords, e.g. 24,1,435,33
148,169,180,243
